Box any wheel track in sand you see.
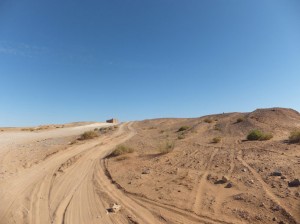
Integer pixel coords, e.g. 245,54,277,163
103,154,235,224
0,122,161,224
211,143,237,218
237,149,300,224
191,147,219,215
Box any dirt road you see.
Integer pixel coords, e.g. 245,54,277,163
2,112,298,224
0,122,160,224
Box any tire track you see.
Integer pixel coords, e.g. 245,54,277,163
103,154,234,224
190,147,219,214
237,149,299,224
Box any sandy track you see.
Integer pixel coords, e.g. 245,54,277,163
0,122,160,224
0,121,240,224
237,150,300,223
192,147,219,214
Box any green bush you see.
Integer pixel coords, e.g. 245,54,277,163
289,130,300,143
212,137,222,143
80,130,98,140
204,118,213,123
177,126,190,132
110,145,134,157
159,142,175,154
247,130,273,141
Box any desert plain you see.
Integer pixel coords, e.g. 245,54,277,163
0,108,299,224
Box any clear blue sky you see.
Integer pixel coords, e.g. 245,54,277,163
0,0,300,126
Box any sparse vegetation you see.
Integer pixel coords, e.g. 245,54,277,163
177,126,190,132
247,130,273,141
178,134,185,140
204,118,213,123
236,117,244,123
79,130,98,140
159,141,175,154
22,128,35,132
289,130,300,143
110,145,134,157
214,124,221,131
99,126,118,134
212,136,222,143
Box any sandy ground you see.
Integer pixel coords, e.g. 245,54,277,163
0,108,299,224
0,122,155,224
107,108,300,224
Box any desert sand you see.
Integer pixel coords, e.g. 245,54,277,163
0,108,299,224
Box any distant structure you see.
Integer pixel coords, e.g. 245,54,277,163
106,118,119,124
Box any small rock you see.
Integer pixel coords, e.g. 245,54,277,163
279,221,285,224
272,217,277,221
207,174,212,180
233,194,243,200
255,215,262,220
288,179,300,187
271,205,281,211
295,192,300,197
107,203,121,213
222,176,229,183
271,171,282,176
142,169,150,174
225,182,233,188
242,168,247,172
259,203,265,208
249,180,254,184
281,176,287,180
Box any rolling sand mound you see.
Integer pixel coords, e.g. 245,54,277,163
0,108,299,224
107,108,300,224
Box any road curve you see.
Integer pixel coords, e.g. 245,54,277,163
0,122,161,224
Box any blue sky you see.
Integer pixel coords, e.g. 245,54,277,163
0,0,300,126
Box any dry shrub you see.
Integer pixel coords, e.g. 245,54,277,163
159,142,175,154
236,117,244,123
212,137,222,143
289,130,300,143
177,126,190,132
178,134,185,140
247,130,273,141
79,130,98,140
204,118,213,123
110,145,134,157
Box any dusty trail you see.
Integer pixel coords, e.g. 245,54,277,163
192,147,219,214
0,122,160,224
237,150,300,224
0,121,240,224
